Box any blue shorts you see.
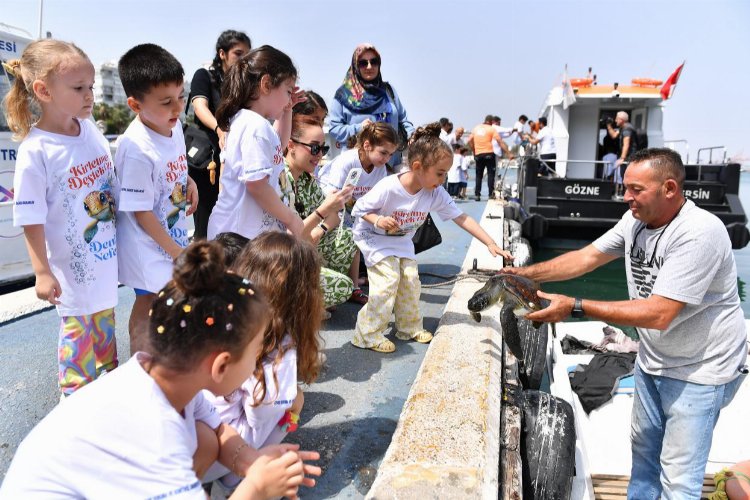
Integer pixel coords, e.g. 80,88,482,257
134,288,154,296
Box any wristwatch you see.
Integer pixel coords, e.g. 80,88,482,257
571,297,585,318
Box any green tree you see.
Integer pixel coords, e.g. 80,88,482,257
93,103,133,135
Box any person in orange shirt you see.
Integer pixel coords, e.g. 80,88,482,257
468,115,511,201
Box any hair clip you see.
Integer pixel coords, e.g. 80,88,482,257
227,303,234,312
180,319,187,328
183,304,192,313
148,309,153,317
226,323,233,331
205,317,215,326
238,288,246,295
158,291,165,298
156,325,165,334
242,278,251,285
166,298,174,306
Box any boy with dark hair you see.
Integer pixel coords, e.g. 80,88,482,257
115,43,198,354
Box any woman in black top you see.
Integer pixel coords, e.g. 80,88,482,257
188,30,251,238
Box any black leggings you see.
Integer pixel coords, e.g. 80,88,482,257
474,153,496,197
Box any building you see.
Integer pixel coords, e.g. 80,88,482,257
93,61,126,106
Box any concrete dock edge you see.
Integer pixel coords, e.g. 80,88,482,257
367,200,506,499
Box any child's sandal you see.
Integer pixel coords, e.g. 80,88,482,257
412,330,434,344
370,339,396,353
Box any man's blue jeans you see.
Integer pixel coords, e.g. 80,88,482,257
628,363,746,499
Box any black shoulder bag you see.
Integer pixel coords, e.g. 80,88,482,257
412,214,442,254
184,70,220,181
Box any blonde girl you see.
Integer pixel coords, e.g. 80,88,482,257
3,40,119,395
350,123,513,353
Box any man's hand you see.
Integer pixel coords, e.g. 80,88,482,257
525,291,575,324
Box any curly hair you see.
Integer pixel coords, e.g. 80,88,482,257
407,122,452,169
232,232,323,406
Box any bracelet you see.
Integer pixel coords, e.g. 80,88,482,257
318,222,329,233
214,125,220,133
375,215,384,229
231,442,249,477
314,209,326,221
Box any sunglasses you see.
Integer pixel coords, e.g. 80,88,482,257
291,138,330,156
357,57,381,69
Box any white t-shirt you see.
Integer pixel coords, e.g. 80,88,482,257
460,156,471,183
537,126,556,155
208,109,286,240
352,174,463,266
491,124,512,156
115,118,189,293
205,336,297,449
1,353,221,499
448,153,463,183
13,118,118,316
318,148,389,227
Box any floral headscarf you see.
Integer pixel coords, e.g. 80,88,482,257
333,43,390,114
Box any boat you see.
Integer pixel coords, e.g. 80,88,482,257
515,74,750,250
0,24,33,287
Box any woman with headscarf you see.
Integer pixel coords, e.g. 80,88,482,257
329,43,414,167
188,29,251,238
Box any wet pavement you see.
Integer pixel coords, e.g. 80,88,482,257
0,185,492,498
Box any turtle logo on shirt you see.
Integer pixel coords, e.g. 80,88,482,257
83,189,115,244
167,182,187,229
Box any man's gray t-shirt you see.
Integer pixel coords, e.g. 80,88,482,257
593,200,746,384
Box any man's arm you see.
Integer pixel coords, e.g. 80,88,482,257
620,135,631,161
606,123,620,140
528,292,685,330
504,243,618,282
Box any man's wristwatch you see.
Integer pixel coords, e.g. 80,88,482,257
571,297,585,318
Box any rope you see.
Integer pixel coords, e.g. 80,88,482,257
418,272,491,289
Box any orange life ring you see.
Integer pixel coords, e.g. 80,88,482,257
631,78,663,87
569,78,593,88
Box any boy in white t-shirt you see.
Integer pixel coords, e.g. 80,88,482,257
447,143,463,197
115,44,198,354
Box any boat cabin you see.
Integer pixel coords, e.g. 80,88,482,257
518,79,750,249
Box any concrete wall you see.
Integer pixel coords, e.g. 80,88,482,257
367,201,507,499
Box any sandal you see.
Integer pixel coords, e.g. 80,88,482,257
348,288,369,305
412,330,434,343
370,339,396,353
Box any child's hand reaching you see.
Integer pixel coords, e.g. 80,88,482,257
237,444,321,500
487,242,514,261
35,270,61,305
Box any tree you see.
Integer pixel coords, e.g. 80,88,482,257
92,103,133,135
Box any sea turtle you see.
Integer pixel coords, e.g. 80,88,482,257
467,273,550,329
83,190,115,244
167,182,187,229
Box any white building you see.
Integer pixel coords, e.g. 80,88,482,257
93,61,126,106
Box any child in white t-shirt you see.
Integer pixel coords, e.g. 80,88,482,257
447,143,463,197
351,123,514,353
317,122,399,304
5,40,119,396
203,231,323,491
115,44,198,354
1,241,321,499
207,46,308,242
458,148,471,199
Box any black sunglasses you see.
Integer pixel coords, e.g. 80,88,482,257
291,139,329,156
357,57,380,69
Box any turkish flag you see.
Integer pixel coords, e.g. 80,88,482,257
660,62,685,100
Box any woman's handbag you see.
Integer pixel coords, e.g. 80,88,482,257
184,125,215,170
412,214,442,254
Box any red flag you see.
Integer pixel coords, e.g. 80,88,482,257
660,62,685,100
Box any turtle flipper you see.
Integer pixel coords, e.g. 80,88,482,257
532,320,543,329
470,311,482,323
83,221,98,244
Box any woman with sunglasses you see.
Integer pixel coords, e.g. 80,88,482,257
329,44,414,167
282,115,360,310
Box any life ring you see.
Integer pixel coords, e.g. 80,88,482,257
569,78,593,88
631,78,663,87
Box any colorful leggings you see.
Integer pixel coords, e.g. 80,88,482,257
59,308,118,395
353,256,422,348
320,267,353,308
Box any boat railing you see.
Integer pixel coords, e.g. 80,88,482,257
696,146,727,165
665,139,690,163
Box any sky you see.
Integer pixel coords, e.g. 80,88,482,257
3,0,749,160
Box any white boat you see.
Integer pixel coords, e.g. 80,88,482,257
0,24,33,287
547,319,750,499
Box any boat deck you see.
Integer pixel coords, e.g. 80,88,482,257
551,320,750,499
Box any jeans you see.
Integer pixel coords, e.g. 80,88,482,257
474,153,496,198
628,363,746,499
